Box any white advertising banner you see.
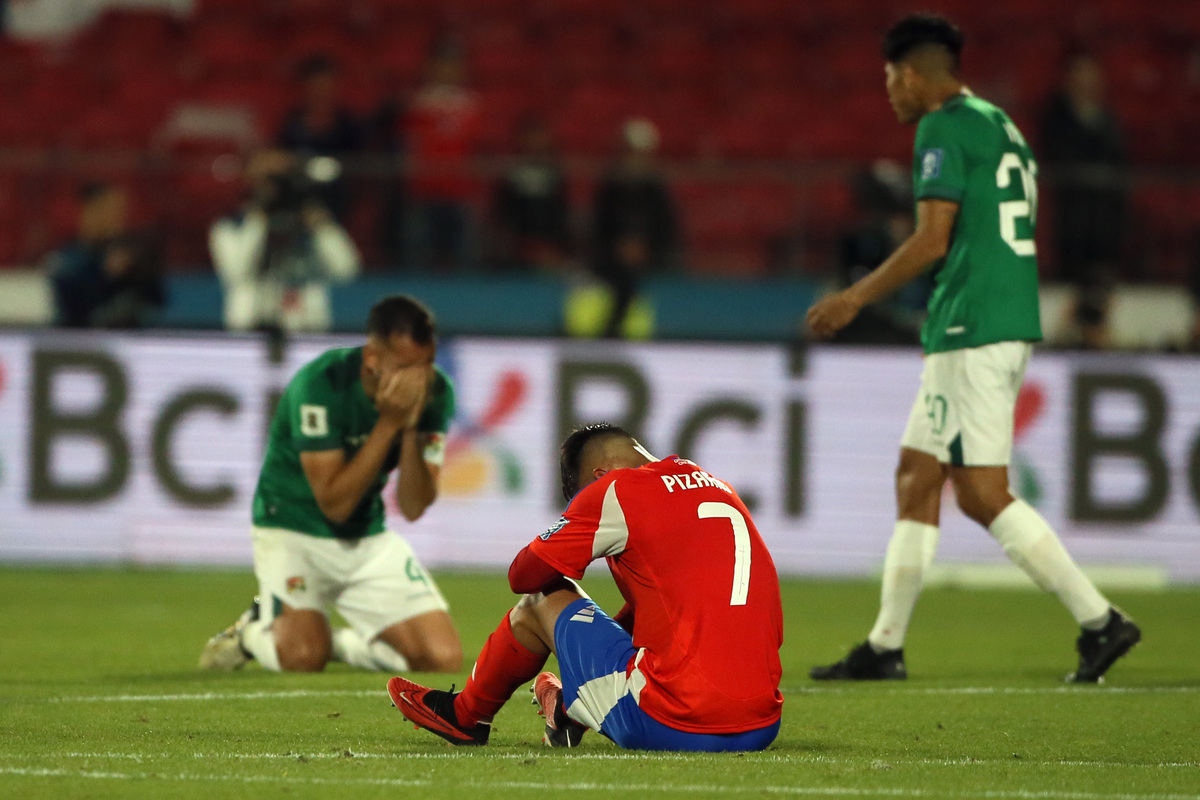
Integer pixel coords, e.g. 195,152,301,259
0,332,1197,580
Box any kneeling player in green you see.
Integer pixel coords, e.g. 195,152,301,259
200,294,462,673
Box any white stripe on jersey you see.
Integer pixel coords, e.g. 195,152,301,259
590,481,630,558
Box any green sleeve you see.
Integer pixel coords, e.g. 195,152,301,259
913,112,967,203
287,363,345,452
416,366,456,435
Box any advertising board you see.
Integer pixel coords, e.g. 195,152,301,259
1,333,1197,580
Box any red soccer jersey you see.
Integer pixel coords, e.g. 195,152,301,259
528,456,784,734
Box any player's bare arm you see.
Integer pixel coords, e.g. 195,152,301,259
807,198,958,338
299,370,417,524
396,433,439,521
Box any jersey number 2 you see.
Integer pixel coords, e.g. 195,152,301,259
996,151,1038,257
698,501,751,606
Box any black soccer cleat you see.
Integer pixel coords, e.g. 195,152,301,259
387,677,491,746
1066,607,1141,684
809,641,907,681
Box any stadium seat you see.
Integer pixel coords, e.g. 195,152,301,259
190,20,279,79
469,23,537,88
645,24,715,89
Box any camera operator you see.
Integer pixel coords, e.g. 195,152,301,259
210,149,361,333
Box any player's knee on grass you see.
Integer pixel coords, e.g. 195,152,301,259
273,611,334,672
276,636,332,672
377,613,464,673
402,639,463,673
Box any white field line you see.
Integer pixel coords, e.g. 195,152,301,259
0,751,1196,770
1,765,1198,800
36,686,1200,704
43,689,379,703
785,687,1200,696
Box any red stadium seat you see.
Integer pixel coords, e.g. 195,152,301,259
469,23,538,88
645,24,715,89
190,20,280,79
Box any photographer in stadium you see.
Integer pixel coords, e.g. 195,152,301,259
210,148,361,334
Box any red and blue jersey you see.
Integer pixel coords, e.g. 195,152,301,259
527,456,784,734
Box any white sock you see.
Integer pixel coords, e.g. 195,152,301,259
331,628,411,672
868,520,940,651
241,618,281,672
989,499,1110,625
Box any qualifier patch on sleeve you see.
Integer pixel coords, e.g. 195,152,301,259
540,516,568,540
920,148,944,180
299,404,329,437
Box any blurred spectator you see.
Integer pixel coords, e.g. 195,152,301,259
1038,51,1129,350
488,115,572,272
277,54,364,224
832,161,929,344
588,118,678,337
210,149,360,334
47,182,164,329
402,40,482,271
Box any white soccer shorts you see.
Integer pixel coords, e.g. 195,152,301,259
250,526,449,640
899,340,1032,467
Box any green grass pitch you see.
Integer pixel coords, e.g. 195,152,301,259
1,567,1197,800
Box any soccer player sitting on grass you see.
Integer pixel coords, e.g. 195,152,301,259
388,424,784,751
806,14,1140,684
199,294,463,674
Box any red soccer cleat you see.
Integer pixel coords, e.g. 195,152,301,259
530,672,588,747
386,676,490,746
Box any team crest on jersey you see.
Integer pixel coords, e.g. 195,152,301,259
920,149,943,180
540,516,568,540
285,576,306,593
299,404,329,437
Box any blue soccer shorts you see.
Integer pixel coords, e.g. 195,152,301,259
552,597,780,752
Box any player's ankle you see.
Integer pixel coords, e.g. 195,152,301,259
452,695,484,728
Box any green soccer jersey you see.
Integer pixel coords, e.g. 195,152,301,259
251,347,456,539
912,92,1043,354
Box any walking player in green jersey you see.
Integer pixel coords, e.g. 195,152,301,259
200,295,463,673
806,15,1140,683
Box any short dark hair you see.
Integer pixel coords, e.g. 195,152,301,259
882,14,964,69
559,422,632,502
366,294,436,345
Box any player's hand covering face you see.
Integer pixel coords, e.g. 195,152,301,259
375,366,430,428
364,333,435,428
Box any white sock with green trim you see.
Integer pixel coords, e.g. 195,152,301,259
989,499,1110,625
331,628,410,672
240,618,281,672
868,520,940,651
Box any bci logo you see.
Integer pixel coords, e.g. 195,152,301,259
21,348,1200,524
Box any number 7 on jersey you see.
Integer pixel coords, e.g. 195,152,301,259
698,501,752,606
